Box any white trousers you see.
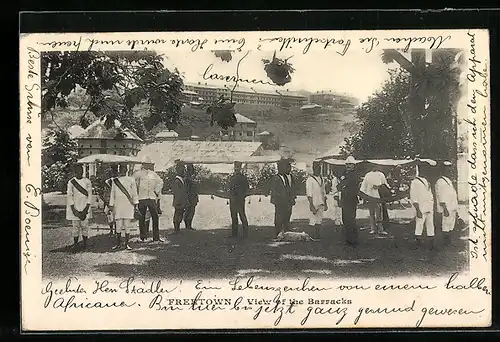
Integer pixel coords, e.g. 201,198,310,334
115,219,131,235
309,206,324,226
72,220,89,237
442,211,457,233
415,211,435,237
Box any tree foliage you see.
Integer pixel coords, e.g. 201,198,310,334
41,51,185,136
262,52,295,86
341,49,463,162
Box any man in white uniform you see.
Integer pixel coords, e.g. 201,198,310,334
306,161,328,239
66,164,93,250
109,163,139,250
409,166,435,249
134,157,164,242
435,161,458,245
359,165,389,235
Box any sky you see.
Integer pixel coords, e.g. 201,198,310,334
160,49,396,102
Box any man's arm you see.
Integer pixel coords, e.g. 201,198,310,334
67,181,79,217
435,179,449,216
410,181,423,218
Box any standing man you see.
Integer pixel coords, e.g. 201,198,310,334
270,159,295,236
329,173,342,226
228,161,250,238
337,156,360,246
134,158,163,242
104,164,118,237
171,162,188,234
359,165,390,235
184,164,199,230
435,161,458,246
109,163,139,251
306,161,328,239
66,164,93,250
409,165,436,249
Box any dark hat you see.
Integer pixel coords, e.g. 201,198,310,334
234,161,242,167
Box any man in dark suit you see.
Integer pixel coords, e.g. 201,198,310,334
270,159,296,236
228,161,250,238
171,162,188,234
337,156,360,246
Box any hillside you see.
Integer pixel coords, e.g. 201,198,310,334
43,103,359,164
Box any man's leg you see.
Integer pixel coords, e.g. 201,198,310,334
71,221,80,247
113,219,123,250
147,199,161,240
123,219,132,250
229,200,239,237
238,202,249,238
184,205,195,230
81,219,89,249
283,205,292,232
414,214,425,248
173,207,184,233
313,207,323,239
376,203,387,234
424,211,436,249
138,200,148,240
368,202,377,233
274,205,284,236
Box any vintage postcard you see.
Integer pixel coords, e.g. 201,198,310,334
20,29,491,330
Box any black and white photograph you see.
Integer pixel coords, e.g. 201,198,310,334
20,29,491,330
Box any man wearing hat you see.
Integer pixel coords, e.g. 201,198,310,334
270,159,296,236
184,164,199,230
134,156,164,242
409,163,436,249
109,163,139,250
66,164,93,250
306,161,328,239
434,161,458,245
337,156,360,246
359,164,390,235
228,161,250,238
171,161,188,234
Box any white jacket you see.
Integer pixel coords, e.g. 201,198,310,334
435,176,458,213
410,176,434,213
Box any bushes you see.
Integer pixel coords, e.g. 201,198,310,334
158,163,308,196
41,161,73,193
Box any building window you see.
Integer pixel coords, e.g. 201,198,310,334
247,131,253,137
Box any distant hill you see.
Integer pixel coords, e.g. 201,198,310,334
44,102,359,164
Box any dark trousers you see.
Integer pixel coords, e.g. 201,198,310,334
342,205,358,244
173,207,185,231
138,199,160,240
230,199,248,237
184,205,196,228
274,204,292,235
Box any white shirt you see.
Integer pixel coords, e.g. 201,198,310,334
360,171,389,198
435,176,458,213
330,176,340,197
110,176,139,219
306,175,326,208
279,174,292,187
134,169,163,201
66,177,93,221
410,176,434,213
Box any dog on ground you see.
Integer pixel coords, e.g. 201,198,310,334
275,231,318,242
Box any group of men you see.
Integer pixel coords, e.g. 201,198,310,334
65,155,459,251
67,160,167,251
312,156,460,249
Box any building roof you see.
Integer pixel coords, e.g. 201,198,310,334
257,131,271,136
300,104,322,110
155,130,179,139
76,154,144,164
68,125,85,139
77,118,143,142
182,90,199,95
185,82,307,99
235,113,256,124
137,141,263,170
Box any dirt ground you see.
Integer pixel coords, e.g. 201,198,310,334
42,194,469,281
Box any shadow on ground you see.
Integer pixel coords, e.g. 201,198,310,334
45,216,469,280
